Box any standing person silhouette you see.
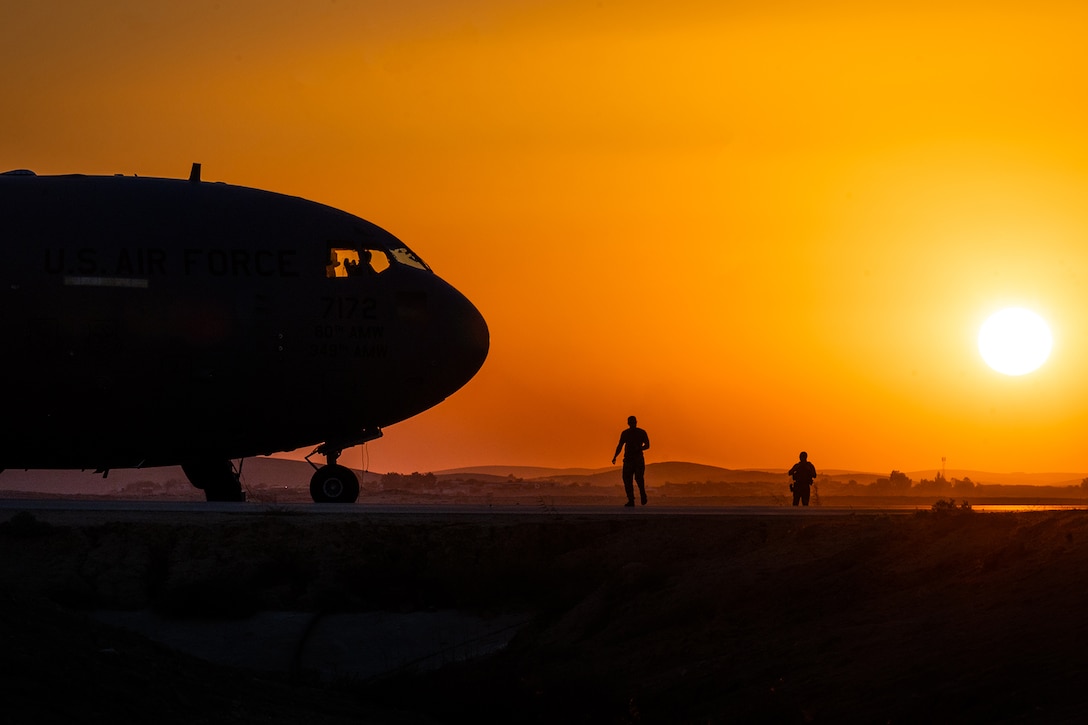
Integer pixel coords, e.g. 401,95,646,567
612,415,650,507
787,451,817,506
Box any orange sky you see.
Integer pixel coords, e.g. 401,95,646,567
6,1,1088,475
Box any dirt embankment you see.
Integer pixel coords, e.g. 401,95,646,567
2,508,1088,723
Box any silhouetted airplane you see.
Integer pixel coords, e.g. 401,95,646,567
0,164,489,502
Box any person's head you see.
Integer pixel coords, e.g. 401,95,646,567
799,451,808,461
628,415,637,427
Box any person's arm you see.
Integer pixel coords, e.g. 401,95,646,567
612,435,624,464
641,432,650,452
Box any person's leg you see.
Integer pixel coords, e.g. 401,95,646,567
634,460,647,505
622,464,635,505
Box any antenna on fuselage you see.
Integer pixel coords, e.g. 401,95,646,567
188,162,202,183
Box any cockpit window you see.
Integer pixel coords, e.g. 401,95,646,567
325,245,391,278
325,241,431,279
389,246,430,271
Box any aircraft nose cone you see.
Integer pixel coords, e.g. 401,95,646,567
386,275,488,420
438,286,489,390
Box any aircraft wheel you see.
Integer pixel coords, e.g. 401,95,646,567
309,464,360,503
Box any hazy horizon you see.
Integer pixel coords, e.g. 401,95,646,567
275,451,1088,482
6,456,1086,486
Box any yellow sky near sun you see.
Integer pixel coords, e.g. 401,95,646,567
5,1,1088,475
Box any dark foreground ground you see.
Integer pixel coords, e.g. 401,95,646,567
2,505,1088,723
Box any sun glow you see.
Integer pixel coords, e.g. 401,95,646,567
977,307,1053,376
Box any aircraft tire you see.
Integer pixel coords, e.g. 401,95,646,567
310,464,360,503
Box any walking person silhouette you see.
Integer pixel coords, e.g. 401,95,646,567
613,415,650,507
787,451,817,506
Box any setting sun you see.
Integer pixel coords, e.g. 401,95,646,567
978,307,1053,376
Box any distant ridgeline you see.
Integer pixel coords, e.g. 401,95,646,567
409,463,1088,503
644,471,1088,501
3,460,1086,503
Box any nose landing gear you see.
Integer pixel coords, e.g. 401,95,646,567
305,429,381,503
309,459,359,503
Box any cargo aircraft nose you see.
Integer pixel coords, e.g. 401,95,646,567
307,272,488,503
0,166,491,505
442,284,490,387
406,275,489,407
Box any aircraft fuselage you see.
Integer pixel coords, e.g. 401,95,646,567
0,169,489,478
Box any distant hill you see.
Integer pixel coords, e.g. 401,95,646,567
433,465,606,480
432,462,787,486
437,462,1087,488
0,467,190,496
2,457,1084,500
0,458,351,497
556,462,788,487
